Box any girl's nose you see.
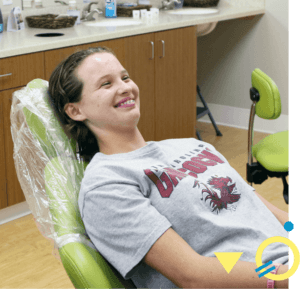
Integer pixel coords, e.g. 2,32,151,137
117,79,132,94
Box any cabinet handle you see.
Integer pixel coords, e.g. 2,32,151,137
0,73,12,78
149,41,154,60
160,40,165,58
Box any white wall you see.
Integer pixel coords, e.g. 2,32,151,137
196,0,288,133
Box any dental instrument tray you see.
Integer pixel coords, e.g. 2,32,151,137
117,4,152,17
25,14,78,29
183,0,219,7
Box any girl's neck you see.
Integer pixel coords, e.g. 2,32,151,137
97,127,147,155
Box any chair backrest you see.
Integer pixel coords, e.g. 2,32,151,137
10,79,133,288
251,68,282,120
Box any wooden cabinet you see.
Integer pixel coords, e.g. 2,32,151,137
154,27,197,140
0,26,197,210
124,33,156,141
0,96,6,209
0,53,45,91
124,26,197,141
2,87,26,207
0,52,45,209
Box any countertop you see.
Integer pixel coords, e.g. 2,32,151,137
0,2,265,59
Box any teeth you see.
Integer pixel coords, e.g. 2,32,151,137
120,99,135,106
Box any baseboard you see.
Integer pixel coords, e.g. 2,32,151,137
0,202,31,225
197,102,288,134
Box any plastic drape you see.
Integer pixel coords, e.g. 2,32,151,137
10,79,96,262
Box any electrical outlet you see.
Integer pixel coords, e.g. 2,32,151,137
3,0,13,5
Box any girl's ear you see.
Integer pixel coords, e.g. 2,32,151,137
64,103,86,122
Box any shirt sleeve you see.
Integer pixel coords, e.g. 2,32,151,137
81,182,172,279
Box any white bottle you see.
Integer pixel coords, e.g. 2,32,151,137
68,0,77,10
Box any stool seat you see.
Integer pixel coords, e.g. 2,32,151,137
252,130,288,172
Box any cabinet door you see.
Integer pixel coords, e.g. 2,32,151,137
124,33,155,141
154,26,197,141
2,87,26,206
45,39,125,81
0,52,45,91
0,94,7,209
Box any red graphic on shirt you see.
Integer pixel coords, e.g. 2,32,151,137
195,176,240,213
144,148,224,198
178,150,224,178
144,168,187,198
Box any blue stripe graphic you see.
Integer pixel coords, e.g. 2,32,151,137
258,266,276,278
255,260,273,272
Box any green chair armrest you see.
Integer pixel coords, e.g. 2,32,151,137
59,242,125,288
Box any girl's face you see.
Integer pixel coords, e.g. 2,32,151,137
68,52,140,135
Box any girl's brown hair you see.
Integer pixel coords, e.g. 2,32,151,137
48,46,117,163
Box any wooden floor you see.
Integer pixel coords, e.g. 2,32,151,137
0,122,288,288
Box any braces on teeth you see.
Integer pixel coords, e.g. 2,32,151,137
119,100,135,106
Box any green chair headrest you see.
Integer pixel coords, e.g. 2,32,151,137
251,68,281,120
22,79,77,159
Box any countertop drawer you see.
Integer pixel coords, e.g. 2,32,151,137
0,52,45,91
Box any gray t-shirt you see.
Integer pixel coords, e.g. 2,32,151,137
78,138,288,288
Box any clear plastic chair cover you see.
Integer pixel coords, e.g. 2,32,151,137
10,79,95,262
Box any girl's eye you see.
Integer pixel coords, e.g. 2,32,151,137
101,76,130,87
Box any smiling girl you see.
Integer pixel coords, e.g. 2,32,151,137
48,47,289,288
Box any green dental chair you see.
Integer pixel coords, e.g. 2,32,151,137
10,79,136,288
247,69,289,204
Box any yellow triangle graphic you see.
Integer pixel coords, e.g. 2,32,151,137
214,252,243,274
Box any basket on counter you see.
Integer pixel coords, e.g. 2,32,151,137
183,0,219,7
25,14,78,29
117,5,152,17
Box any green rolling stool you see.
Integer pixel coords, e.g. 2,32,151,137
247,69,289,204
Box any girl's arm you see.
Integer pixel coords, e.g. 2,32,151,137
254,191,289,226
144,227,288,288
